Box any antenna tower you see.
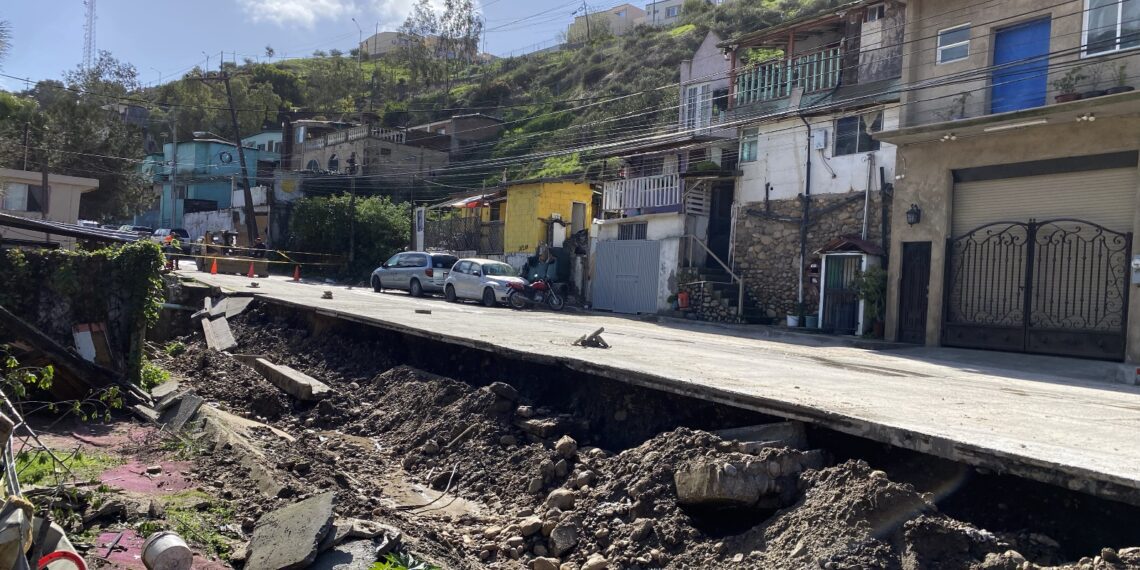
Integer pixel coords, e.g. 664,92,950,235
83,0,97,69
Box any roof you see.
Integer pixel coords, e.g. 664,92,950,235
815,235,884,256
0,169,100,191
0,212,141,244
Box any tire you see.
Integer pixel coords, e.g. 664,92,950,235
372,276,382,293
507,290,527,310
547,292,565,311
445,284,458,303
481,287,497,307
409,279,423,298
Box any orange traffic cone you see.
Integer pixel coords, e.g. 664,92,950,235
210,258,218,275
292,265,301,282
247,262,256,278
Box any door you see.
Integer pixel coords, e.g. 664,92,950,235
897,242,931,344
450,261,471,296
991,18,1051,113
822,255,862,335
380,254,402,287
462,262,483,299
706,182,734,268
593,240,661,314
571,202,587,235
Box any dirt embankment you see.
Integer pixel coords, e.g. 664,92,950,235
164,303,1140,569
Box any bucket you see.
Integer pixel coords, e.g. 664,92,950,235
805,315,819,329
786,315,799,327
141,531,192,570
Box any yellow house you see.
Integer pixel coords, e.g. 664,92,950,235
502,179,593,254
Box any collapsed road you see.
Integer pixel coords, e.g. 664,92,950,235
152,292,1140,569
179,270,1140,508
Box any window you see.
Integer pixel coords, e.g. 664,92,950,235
682,83,712,130
431,254,458,269
618,222,647,240
380,147,392,156
834,112,883,156
489,201,502,221
1,184,44,213
454,260,471,274
1085,0,1140,55
666,5,679,17
616,10,626,17
865,4,885,22
937,24,971,63
401,253,428,267
739,128,759,162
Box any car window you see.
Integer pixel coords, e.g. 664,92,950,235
385,254,401,267
483,263,517,277
432,255,458,269
469,263,482,276
454,261,470,274
409,254,428,267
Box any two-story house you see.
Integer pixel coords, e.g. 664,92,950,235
721,0,905,333
0,169,99,250
568,4,646,41
878,0,1140,365
590,32,738,316
288,119,450,189
137,130,281,230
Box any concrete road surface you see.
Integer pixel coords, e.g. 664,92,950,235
181,270,1140,505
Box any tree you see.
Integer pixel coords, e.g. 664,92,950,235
0,20,10,67
264,45,275,60
398,0,440,89
0,52,152,219
437,0,483,107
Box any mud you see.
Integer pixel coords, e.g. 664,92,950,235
159,301,1140,569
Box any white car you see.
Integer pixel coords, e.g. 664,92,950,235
444,258,526,307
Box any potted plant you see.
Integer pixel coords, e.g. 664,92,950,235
1052,67,1087,103
1107,62,1134,95
852,266,887,338
1082,62,1108,99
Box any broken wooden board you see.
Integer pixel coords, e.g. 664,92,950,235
201,316,237,352
252,358,332,401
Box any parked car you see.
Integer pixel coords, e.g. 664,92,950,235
371,252,458,297
118,225,154,236
444,258,526,307
151,228,191,253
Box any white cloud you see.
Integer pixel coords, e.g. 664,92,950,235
237,0,359,28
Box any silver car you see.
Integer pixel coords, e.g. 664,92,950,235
371,252,458,297
444,258,526,307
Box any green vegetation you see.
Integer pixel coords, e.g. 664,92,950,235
139,359,170,390
163,341,186,357
371,552,443,570
160,491,235,558
15,449,120,487
288,194,410,278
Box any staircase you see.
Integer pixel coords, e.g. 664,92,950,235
698,267,770,324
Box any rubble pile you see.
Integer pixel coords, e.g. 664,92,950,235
156,299,1140,569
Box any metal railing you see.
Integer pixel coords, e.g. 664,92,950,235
734,45,842,106
602,173,682,212
684,234,744,318
300,126,408,152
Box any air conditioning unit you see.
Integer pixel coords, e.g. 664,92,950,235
811,129,829,150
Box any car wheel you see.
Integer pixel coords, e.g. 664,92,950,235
372,276,382,293
445,284,458,303
409,279,423,297
482,287,497,307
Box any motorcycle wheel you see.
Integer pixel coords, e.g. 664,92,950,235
547,292,565,311
507,290,527,310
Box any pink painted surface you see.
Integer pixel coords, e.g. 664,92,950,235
98,461,196,494
93,531,231,569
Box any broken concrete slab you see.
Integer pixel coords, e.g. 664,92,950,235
674,450,827,510
158,393,203,431
310,539,382,570
223,296,255,319
149,379,181,402
715,421,808,451
245,492,336,570
514,417,571,439
253,358,332,401
201,316,237,352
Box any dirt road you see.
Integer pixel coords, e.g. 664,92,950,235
180,271,1140,505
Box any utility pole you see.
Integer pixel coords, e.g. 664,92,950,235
348,175,357,263
22,123,29,170
201,72,260,247
170,120,177,229
581,0,591,42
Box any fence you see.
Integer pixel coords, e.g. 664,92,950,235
424,214,503,255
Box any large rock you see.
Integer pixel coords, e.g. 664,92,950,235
715,421,808,451
545,489,576,510
554,435,578,459
310,539,382,570
531,557,561,570
549,522,579,557
246,492,336,570
582,553,609,570
674,459,795,509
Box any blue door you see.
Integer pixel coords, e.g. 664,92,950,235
991,19,1051,113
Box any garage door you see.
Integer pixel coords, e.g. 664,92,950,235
592,240,660,314
944,167,1136,360
952,168,1136,235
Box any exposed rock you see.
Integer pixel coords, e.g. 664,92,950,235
520,516,543,537
549,522,580,556
488,382,519,401
545,488,576,510
246,492,336,570
630,519,653,542
554,435,578,459
531,557,560,570
581,553,609,570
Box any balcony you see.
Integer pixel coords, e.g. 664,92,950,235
603,173,682,213
734,45,842,107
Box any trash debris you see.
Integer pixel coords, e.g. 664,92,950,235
322,291,334,299
415,309,432,315
573,327,610,349
141,530,192,570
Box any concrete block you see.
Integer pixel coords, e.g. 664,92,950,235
159,393,204,431
202,316,237,352
310,539,382,570
1112,364,1139,386
246,492,336,570
715,421,807,450
253,358,333,401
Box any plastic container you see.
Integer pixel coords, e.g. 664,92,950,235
786,315,799,327
141,531,192,570
805,315,819,328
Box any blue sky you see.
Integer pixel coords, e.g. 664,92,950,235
0,0,595,90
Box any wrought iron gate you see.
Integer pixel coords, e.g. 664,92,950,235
822,255,861,335
943,218,1132,360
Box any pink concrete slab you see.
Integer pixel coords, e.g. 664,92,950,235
98,461,196,494
93,530,231,569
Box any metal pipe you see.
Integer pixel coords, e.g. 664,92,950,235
863,151,875,240
797,115,813,324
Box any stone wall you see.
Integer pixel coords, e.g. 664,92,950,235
734,190,889,318
678,280,743,324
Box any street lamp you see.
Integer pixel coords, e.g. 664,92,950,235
906,204,922,226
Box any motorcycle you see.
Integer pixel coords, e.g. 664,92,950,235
506,279,565,311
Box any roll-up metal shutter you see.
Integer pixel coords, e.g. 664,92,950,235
952,168,1137,236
